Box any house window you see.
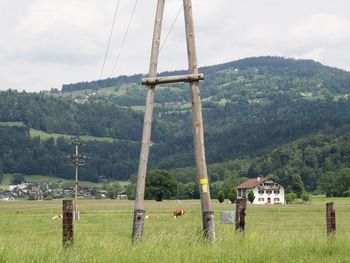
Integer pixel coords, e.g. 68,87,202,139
274,190,280,194
258,190,264,194
274,198,280,202
258,198,264,202
266,190,272,194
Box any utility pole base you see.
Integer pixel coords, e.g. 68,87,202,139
202,211,215,243
132,209,145,242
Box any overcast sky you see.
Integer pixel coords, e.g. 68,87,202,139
1,0,350,92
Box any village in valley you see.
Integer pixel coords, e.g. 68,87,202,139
0,176,128,201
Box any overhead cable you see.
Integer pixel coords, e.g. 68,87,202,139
99,0,121,80
160,5,183,52
110,0,139,77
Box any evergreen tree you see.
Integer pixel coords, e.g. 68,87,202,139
248,190,255,204
217,190,225,203
226,187,237,203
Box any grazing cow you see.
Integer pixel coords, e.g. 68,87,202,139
173,209,185,219
145,214,159,219
52,214,63,220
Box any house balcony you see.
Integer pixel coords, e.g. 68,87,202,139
258,186,280,191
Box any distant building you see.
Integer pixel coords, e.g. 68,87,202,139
117,192,128,200
1,195,14,201
31,188,44,201
237,177,285,204
98,190,107,198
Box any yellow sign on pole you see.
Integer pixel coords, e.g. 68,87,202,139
200,178,208,185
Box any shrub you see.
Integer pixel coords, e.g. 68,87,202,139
301,192,311,203
217,190,225,203
286,192,297,203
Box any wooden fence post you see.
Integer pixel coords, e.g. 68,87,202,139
63,200,74,247
235,197,247,232
326,202,336,236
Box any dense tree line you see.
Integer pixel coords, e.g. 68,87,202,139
0,90,143,140
166,134,350,197
61,74,143,92
150,98,350,169
0,126,139,182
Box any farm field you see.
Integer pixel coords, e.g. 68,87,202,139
0,198,349,263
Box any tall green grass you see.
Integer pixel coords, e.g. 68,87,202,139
0,199,349,262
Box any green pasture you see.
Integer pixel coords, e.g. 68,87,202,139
0,198,350,262
29,128,115,143
0,122,137,144
0,121,25,127
29,128,138,144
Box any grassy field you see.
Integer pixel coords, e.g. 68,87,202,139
0,121,25,127
29,128,139,144
0,122,137,144
29,128,116,143
0,198,349,262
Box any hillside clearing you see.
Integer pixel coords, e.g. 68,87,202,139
29,128,138,144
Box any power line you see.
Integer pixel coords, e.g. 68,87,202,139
110,0,139,77
160,5,183,52
99,0,121,80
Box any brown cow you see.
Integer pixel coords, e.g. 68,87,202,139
173,209,185,219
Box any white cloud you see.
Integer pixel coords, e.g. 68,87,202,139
288,14,350,48
1,0,350,91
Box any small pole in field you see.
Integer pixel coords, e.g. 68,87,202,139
63,200,74,247
326,202,336,236
235,197,247,232
69,138,86,220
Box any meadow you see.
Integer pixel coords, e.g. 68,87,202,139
0,198,349,263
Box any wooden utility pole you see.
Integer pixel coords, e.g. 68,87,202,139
63,200,74,247
183,0,214,242
132,0,165,242
326,202,336,236
132,0,215,243
70,138,86,221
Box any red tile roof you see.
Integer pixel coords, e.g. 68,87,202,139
237,177,272,189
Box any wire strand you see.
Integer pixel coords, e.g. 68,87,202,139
99,0,120,80
110,0,139,77
160,5,183,52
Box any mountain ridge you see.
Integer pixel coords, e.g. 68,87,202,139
60,56,350,93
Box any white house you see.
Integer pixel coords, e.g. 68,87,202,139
237,177,285,204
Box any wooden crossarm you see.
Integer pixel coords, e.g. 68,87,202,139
141,73,204,85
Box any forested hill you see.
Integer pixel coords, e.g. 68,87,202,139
0,56,350,193
61,56,350,98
